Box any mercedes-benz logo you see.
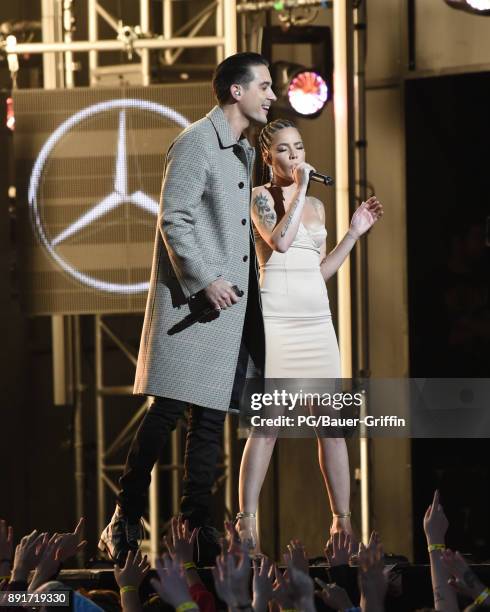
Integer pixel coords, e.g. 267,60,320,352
28,98,190,294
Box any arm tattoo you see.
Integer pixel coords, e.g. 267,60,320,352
253,193,277,229
433,587,445,603
280,195,300,237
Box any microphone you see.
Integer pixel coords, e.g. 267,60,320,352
167,285,244,335
309,171,335,186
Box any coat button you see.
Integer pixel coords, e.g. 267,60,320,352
241,218,247,225
238,181,244,189
243,255,248,262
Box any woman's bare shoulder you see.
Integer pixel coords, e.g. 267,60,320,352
306,195,325,220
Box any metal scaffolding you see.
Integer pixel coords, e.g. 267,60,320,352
4,0,237,87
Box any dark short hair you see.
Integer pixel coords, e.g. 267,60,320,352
212,52,269,105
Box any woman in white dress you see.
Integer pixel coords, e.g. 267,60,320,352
236,118,383,553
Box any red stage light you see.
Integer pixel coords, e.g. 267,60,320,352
6,97,15,131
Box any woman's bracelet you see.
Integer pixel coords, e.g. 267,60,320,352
427,544,446,553
119,585,137,595
473,587,490,607
176,602,198,612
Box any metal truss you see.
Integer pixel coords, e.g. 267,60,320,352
3,0,237,87
235,0,332,12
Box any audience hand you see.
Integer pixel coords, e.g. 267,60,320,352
151,554,194,609
213,543,251,607
285,539,309,575
114,550,150,589
56,518,87,563
325,531,354,567
315,576,355,610
252,556,274,612
212,542,251,609
163,515,197,565
442,549,489,605
283,557,315,612
423,490,449,546
358,532,387,612
271,565,295,611
11,531,47,582
28,534,62,592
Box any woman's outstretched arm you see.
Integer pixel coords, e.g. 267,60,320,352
319,195,383,281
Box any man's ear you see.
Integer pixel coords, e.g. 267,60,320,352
230,83,242,101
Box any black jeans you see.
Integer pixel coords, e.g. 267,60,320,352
117,397,226,527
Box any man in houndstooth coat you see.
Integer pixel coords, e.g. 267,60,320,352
99,53,277,566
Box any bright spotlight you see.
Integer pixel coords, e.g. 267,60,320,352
444,0,490,14
287,71,328,116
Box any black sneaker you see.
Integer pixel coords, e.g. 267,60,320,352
194,525,222,567
98,506,144,566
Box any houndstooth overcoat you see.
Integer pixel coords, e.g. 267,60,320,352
134,105,265,412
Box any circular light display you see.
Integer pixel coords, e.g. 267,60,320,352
467,0,490,9
287,71,328,116
28,98,190,294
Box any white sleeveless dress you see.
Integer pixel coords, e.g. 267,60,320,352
254,219,341,379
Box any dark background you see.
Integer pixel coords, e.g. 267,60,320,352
406,71,490,562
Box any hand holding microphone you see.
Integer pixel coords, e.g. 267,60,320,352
292,162,317,188
167,284,243,335
204,278,242,310
293,163,335,188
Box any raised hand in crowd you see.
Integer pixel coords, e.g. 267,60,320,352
282,556,315,612
163,515,197,566
271,564,296,612
441,548,490,609
285,539,309,575
11,530,47,583
325,531,355,567
252,556,274,612
163,514,217,611
315,576,355,611
423,490,449,547
212,541,252,611
423,490,459,612
28,534,63,593
0,520,14,580
114,549,151,612
55,518,87,563
358,531,387,612
151,553,197,611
